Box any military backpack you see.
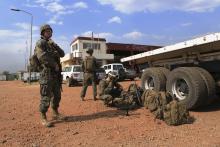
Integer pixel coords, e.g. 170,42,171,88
142,90,172,119
29,54,41,72
163,99,191,126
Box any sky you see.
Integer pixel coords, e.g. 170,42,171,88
0,0,220,73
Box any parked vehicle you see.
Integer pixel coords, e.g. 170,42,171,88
96,68,106,83
125,68,137,80
121,33,220,110
101,63,126,80
61,65,83,87
22,72,40,82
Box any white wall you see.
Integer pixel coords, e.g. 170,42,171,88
71,39,113,60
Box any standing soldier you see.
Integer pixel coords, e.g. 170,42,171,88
80,48,98,101
34,24,65,127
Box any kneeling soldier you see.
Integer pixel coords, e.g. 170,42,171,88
99,71,123,105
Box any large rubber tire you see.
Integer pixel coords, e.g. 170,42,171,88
192,67,216,105
141,68,166,91
166,67,207,110
156,67,170,80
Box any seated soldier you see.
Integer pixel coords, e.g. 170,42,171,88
99,71,123,101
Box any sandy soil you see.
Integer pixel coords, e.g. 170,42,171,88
1,80,220,147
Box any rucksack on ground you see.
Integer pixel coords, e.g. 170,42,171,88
142,90,172,119
127,83,143,105
102,94,114,106
163,99,192,126
84,56,95,72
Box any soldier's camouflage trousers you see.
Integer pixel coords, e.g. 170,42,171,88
80,72,97,98
39,77,61,113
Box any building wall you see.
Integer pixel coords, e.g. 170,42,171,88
61,38,114,67
71,39,108,59
0,75,6,81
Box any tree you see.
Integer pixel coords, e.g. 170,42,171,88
2,71,9,75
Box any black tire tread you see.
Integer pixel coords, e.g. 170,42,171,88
156,67,170,80
192,67,216,104
166,67,207,109
141,68,166,91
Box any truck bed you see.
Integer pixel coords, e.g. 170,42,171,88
121,33,220,64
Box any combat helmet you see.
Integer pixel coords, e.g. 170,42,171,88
40,24,53,35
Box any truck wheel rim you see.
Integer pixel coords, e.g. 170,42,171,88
145,77,154,90
172,79,189,100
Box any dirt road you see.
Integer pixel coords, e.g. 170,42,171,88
1,81,220,147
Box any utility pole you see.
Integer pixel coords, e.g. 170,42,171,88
11,8,33,84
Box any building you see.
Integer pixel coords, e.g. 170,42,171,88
61,36,161,68
61,37,114,67
0,73,17,81
106,43,161,64
0,74,6,81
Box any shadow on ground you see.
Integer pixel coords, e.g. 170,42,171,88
52,109,140,125
194,98,220,112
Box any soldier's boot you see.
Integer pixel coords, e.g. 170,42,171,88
81,96,85,101
94,96,97,101
52,109,66,121
40,113,53,128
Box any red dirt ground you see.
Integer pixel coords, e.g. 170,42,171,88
1,80,220,147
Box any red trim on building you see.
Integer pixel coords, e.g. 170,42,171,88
106,42,161,52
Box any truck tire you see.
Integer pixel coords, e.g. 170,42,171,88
141,68,166,91
192,67,216,104
156,67,170,80
166,67,207,110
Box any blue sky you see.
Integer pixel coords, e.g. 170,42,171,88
1,0,220,72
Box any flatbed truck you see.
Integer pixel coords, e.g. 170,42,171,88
121,33,220,109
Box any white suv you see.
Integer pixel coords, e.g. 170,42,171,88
101,63,126,80
61,65,83,86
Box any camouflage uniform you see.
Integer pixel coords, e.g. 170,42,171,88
35,25,65,126
80,49,98,100
98,71,123,105
99,73,142,109
99,78,122,99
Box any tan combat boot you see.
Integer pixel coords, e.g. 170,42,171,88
81,96,85,101
40,113,53,128
52,109,66,121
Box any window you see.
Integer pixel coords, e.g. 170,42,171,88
93,43,100,49
72,44,78,51
63,67,71,72
117,65,123,70
83,43,91,49
103,66,107,70
113,65,117,70
83,43,100,49
107,65,111,69
73,66,82,72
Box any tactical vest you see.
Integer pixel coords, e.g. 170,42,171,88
84,56,95,72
